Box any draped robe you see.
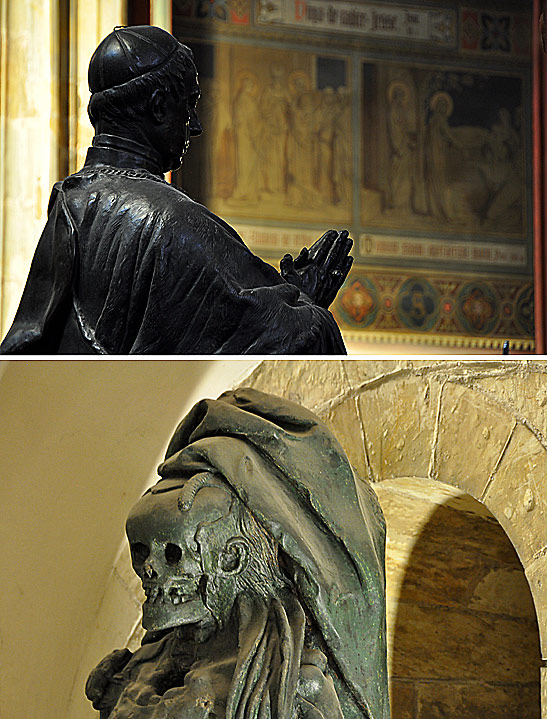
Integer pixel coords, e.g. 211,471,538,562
0,137,345,354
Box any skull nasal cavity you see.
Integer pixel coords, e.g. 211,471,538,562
165,543,182,565
131,542,149,565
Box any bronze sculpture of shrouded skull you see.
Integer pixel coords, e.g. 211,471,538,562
127,481,222,632
86,388,389,719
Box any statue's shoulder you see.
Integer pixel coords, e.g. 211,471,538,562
57,165,245,253
58,165,197,222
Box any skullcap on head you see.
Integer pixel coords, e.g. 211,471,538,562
88,25,180,93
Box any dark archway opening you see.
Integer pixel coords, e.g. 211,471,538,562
376,478,541,719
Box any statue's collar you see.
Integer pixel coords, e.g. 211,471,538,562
84,134,164,177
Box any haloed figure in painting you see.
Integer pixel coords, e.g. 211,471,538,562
0,26,352,355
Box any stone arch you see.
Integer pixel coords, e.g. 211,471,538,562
324,364,547,658
242,359,547,711
377,476,540,718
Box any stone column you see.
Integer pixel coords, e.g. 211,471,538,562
0,0,59,335
151,0,172,30
0,0,125,338
68,0,126,174
150,0,172,182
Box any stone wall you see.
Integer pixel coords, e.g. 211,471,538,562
241,359,547,718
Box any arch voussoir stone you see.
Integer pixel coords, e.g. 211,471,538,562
433,380,517,502
355,374,441,482
321,397,372,482
482,422,547,569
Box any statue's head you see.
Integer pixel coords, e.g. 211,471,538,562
126,472,287,632
87,25,202,171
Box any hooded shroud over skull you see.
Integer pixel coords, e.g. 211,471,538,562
154,388,389,719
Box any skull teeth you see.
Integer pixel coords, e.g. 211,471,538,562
169,588,184,604
143,586,186,605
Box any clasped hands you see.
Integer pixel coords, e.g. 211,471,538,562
280,230,353,309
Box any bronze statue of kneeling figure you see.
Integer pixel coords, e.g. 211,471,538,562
0,26,352,355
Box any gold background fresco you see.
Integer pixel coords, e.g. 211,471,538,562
182,42,353,224
175,0,534,351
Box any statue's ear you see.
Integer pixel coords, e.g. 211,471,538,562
149,88,167,124
219,537,250,576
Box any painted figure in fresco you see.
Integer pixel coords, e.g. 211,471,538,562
333,87,352,202
198,77,221,196
480,108,522,226
85,389,390,719
0,26,352,355
424,91,458,222
386,81,416,213
287,71,318,207
259,64,291,195
232,72,261,202
316,87,335,202
315,86,350,207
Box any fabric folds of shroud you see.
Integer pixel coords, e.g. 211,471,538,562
151,388,389,719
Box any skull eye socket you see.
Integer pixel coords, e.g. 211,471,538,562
165,543,182,565
130,542,149,566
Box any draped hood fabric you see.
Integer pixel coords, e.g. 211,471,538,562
0,147,346,354
154,388,389,719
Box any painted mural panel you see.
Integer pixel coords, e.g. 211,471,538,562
361,60,526,238
174,0,534,351
180,42,352,224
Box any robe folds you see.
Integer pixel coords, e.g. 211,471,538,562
0,149,345,354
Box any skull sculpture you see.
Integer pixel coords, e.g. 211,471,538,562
126,472,250,631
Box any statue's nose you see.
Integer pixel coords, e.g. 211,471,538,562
189,109,202,137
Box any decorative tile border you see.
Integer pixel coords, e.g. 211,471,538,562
333,265,534,349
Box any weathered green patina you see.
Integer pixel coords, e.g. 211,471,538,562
86,388,389,719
